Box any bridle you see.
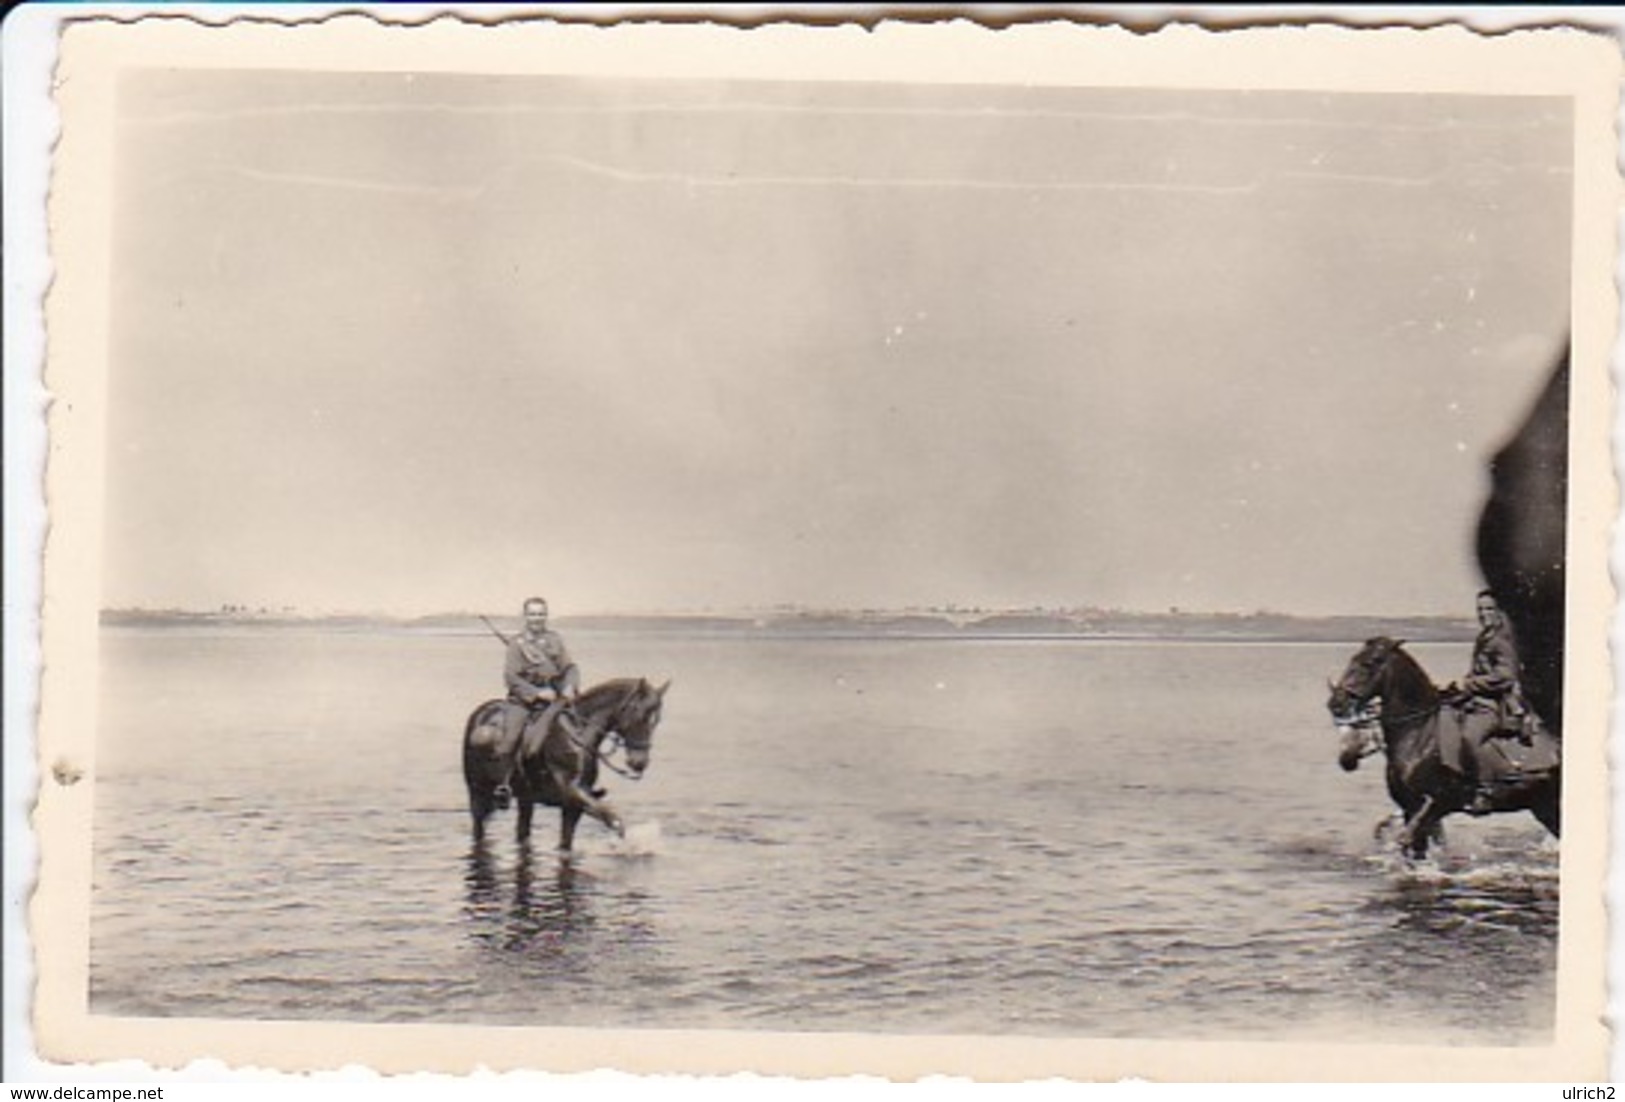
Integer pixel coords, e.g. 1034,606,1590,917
1330,698,1386,762
1329,647,1441,760
570,684,654,781
594,729,648,780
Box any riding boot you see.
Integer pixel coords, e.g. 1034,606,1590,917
1463,760,1497,815
1449,757,1494,816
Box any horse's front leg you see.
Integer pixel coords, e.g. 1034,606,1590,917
550,767,624,841
1373,811,1403,842
516,797,535,842
1396,795,1439,860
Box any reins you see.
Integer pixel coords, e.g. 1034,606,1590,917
593,734,643,780
1336,703,1441,763
1366,702,1442,730
564,683,648,781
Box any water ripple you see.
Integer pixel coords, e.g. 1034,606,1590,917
90,633,1560,1039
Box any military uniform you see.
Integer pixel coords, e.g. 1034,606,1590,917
1443,616,1531,810
499,628,581,773
506,629,576,707
1455,617,1529,745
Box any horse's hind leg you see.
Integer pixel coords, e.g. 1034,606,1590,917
464,706,509,838
469,792,494,841
516,799,535,843
559,805,584,855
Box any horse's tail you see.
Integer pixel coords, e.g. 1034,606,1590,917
463,699,503,740
462,700,509,782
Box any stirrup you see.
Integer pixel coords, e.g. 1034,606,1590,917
493,782,513,809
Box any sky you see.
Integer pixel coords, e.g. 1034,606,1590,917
101,72,1573,618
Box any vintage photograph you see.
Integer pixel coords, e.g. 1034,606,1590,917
24,12,1618,1083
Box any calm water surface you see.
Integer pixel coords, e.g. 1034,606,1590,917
90,628,1558,1042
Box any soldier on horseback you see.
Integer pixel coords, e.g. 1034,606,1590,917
1440,589,1534,813
493,596,582,805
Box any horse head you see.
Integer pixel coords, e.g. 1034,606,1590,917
607,678,669,778
1326,637,1411,770
1327,636,1405,720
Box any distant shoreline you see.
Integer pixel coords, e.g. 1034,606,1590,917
98,607,1478,645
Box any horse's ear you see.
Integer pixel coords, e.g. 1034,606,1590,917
656,679,671,698
1392,638,1407,651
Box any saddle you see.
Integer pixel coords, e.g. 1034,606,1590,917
1439,705,1560,782
491,701,605,802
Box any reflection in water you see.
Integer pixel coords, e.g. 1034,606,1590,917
463,841,593,955
93,632,1562,1036
463,840,499,913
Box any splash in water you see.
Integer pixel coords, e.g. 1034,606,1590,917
604,820,664,858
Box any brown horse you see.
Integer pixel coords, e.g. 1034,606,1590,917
462,677,668,851
1327,637,1559,860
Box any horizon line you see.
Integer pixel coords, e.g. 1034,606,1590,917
99,603,1477,623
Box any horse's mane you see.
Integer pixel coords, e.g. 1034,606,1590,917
1370,637,1439,709
572,679,648,728
578,677,644,705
